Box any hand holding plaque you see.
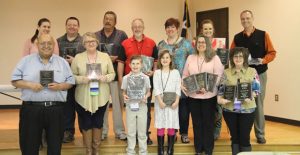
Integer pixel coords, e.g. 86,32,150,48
40,70,54,87
141,55,154,73
236,82,252,101
63,47,76,58
183,72,218,94
127,75,145,102
216,48,229,66
86,63,102,80
248,55,262,65
223,85,236,101
163,92,176,106
183,75,198,94
206,73,218,92
100,43,114,55
195,72,207,91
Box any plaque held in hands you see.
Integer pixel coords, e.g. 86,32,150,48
248,55,261,65
86,63,102,80
163,92,176,106
195,72,207,90
216,48,229,66
100,43,114,55
183,75,198,94
206,73,218,92
127,75,145,102
237,82,252,101
141,55,154,73
223,85,236,101
40,70,54,87
63,47,76,58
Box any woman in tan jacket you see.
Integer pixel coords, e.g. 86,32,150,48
71,32,115,155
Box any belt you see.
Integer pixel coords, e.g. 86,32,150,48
23,101,64,107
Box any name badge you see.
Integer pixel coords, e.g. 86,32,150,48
90,81,99,96
233,98,241,111
130,102,139,111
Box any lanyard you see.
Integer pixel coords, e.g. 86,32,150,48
87,52,98,64
197,55,205,73
135,39,144,55
161,69,171,92
167,37,180,55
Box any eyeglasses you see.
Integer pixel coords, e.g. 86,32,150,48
233,55,244,59
84,40,97,45
132,26,144,29
38,41,53,46
197,41,206,44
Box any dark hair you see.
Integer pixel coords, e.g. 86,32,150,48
240,10,254,18
65,17,80,26
157,50,174,70
199,19,215,36
229,47,249,68
104,11,117,22
164,18,180,29
31,18,50,43
194,34,215,62
130,55,142,63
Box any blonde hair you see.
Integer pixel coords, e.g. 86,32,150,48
82,32,99,45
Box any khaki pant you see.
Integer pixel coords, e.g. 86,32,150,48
254,72,267,139
126,103,148,155
102,81,126,136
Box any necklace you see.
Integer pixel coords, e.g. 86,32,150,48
87,51,98,63
161,69,171,92
135,39,144,55
197,55,205,72
167,36,179,45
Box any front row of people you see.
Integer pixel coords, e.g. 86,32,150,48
12,33,260,155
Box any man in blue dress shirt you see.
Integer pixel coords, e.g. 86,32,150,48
11,34,75,155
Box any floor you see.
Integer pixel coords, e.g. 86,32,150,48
0,108,300,154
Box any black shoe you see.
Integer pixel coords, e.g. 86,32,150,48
157,135,164,155
62,131,74,143
240,146,252,151
231,144,240,155
257,137,266,144
167,135,175,155
39,143,43,150
180,134,190,143
147,137,153,145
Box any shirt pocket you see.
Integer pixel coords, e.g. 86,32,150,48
54,69,66,83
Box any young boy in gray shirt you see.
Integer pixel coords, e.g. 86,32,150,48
121,55,151,155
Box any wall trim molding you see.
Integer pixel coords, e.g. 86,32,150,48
265,115,300,127
0,105,21,109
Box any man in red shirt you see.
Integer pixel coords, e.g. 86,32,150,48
118,18,158,145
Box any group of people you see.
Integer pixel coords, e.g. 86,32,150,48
11,9,276,155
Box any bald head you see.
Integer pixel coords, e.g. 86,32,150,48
37,34,55,59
